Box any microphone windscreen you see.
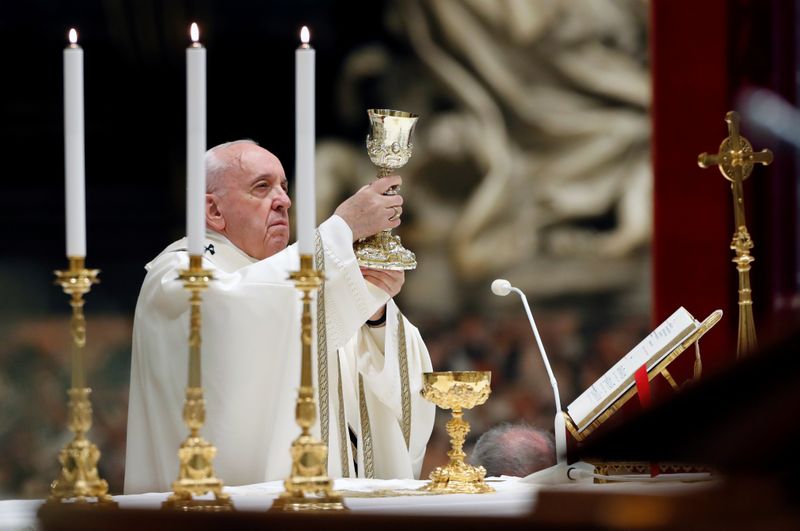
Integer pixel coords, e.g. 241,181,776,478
491,279,512,296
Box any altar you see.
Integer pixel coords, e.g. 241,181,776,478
1,476,727,531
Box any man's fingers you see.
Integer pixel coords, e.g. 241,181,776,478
373,175,402,194
361,268,399,281
361,268,404,297
381,194,403,207
362,273,391,294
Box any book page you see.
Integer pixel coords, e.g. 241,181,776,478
567,307,697,431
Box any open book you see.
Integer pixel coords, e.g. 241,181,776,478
567,307,701,432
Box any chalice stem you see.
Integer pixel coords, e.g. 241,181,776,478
447,408,468,464
377,167,400,197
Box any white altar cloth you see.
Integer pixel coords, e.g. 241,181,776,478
0,477,533,530
0,476,716,531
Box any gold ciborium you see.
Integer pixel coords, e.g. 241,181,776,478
421,371,494,494
354,108,418,270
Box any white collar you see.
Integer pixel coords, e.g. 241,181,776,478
145,231,260,274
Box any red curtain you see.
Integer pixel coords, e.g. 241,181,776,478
651,0,737,373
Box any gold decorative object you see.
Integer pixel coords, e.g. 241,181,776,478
698,111,772,357
270,254,347,512
162,255,233,511
48,257,116,506
354,108,418,270
589,461,712,484
421,371,494,494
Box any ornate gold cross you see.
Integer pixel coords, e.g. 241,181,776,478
698,111,772,357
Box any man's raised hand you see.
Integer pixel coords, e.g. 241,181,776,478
334,175,404,241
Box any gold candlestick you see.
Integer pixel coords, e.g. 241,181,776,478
354,108,418,270
270,254,347,512
48,257,115,506
162,255,233,511
698,111,772,357
421,371,494,494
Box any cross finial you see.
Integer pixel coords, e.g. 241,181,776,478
698,111,773,183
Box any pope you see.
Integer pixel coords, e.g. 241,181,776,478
124,140,434,493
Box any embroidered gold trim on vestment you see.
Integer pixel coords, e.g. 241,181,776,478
314,232,330,469
336,353,350,477
398,314,411,449
359,375,375,478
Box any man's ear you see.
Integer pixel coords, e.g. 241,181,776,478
206,194,225,232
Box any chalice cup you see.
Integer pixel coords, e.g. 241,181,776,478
354,108,418,270
421,371,494,494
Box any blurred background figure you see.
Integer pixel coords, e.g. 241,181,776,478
470,423,556,478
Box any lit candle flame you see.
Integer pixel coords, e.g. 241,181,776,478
300,26,310,44
68,28,78,44
190,22,199,43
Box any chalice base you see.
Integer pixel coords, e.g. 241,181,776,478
162,478,233,512
422,462,495,494
355,230,417,271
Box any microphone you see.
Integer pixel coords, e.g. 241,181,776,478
490,278,512,297
492,279,567,464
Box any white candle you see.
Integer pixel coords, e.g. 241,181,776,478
64,28,85,257
186,22,206,256
296,26,315,255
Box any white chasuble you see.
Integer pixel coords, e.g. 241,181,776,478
124,215,434,494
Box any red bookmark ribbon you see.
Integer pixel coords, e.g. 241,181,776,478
634,364,660,477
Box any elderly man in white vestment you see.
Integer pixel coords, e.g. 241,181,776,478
124,140,435,494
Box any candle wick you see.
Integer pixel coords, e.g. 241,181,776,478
299,43,311,50
68,43,81,49
191,42,203,49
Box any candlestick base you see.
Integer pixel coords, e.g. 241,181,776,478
47,387,117,506
162,386,233,511
270,431,346,512
270,391,347,512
